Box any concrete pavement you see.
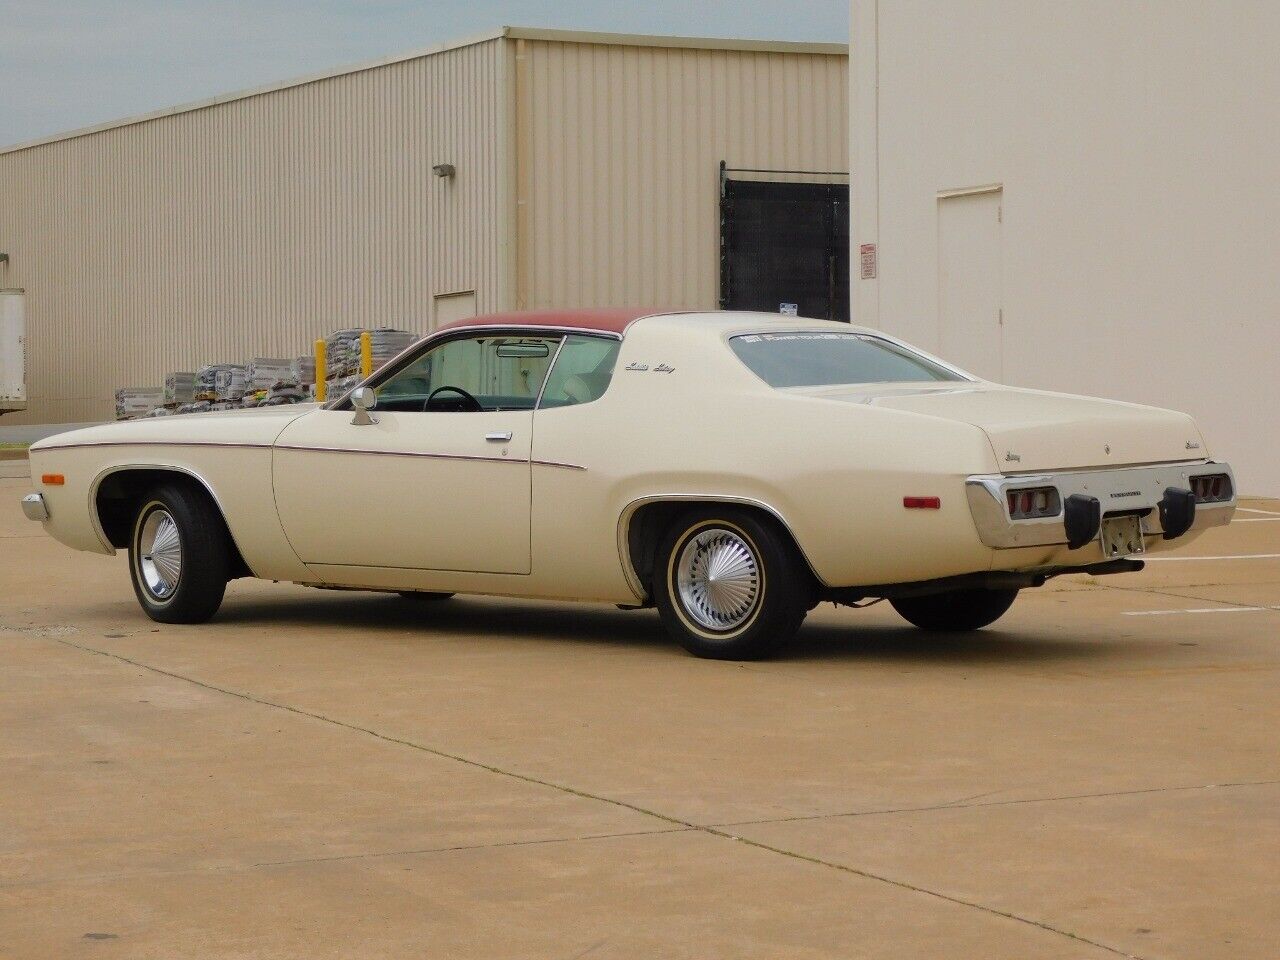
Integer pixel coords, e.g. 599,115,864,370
2,476,1277,959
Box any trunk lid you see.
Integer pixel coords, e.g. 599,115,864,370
789,382,1204,471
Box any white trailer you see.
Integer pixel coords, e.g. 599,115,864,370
0,289,26,415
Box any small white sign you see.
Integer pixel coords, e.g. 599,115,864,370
860,243,878,280
779,302,799,316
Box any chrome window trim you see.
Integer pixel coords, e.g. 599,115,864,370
722,327,978,387
323,326,622,411
868,330,978,382
533,336,569,409
534,332,625,411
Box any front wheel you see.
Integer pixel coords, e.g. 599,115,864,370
890,588,1018,632
653,509,810,660
128,483,230,623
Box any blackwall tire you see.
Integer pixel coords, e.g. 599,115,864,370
653,509,809,660
128,482,230,624
890,588,1019,632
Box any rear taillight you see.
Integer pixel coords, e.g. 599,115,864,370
1190,473,1232,504
1007,486,1061,519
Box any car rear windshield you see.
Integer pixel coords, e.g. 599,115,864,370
729,332,965,388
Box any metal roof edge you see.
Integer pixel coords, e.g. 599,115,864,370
0,27,509,157
0,25,846,157
502,26,847,56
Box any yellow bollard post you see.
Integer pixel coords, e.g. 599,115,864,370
314,339,327,403
360,330,373,379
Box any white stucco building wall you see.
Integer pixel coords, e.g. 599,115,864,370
851,1,1279,494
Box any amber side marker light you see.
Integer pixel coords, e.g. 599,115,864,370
903,496,941,509
41,474,65,486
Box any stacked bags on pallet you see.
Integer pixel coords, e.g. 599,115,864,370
324,329,365,400
289,355,317,402
323,327,416,399
115,326,419,417
164,372,197,406
214,365,248,403
241,358,293,407
368,328,417,369
185,364,248,412
114,387,164,420
326,327,415,376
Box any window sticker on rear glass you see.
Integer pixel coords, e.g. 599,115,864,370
739,332,852,343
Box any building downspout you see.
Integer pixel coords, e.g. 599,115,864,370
511,36,533,310
495,31,519,312
850,0,880,329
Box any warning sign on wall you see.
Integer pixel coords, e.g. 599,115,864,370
860,243,878,280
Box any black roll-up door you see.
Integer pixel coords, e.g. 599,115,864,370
720,178,849,322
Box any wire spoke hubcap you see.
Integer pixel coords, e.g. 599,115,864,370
138,508,182,599
676,528,761,631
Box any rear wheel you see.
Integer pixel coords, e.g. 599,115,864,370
890,588,1018,632
128,483,230,623
653,509,809,660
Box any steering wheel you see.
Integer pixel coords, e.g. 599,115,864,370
424,385,483,412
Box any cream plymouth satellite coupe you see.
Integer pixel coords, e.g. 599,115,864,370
24,309,1235,659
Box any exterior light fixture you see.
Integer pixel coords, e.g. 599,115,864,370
432,164,456,178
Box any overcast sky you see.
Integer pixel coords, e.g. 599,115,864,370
1,0,847,147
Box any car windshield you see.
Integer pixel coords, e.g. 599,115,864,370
729,332,965,388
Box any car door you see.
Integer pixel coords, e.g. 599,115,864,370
272,331,561,574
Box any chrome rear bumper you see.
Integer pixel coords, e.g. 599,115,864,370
966,461,1235,549
21,492,49,522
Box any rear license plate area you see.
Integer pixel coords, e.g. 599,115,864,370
1100,515,1145,559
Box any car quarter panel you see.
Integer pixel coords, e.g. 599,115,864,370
529,317,1002,597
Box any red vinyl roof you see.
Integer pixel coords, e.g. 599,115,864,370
437,308,670,335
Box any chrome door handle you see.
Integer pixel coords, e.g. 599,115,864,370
485,432,513,443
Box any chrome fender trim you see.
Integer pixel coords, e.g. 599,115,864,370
86,462,254,573
615,494,827,602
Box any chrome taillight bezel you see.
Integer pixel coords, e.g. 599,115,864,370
1189,472,1232,504
1006,485,1062,520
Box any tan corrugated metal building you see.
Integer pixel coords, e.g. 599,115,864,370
0,26,847,424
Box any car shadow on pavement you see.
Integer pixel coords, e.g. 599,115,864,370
214,592,667,647
785,623,1117,665
206,591,1120,666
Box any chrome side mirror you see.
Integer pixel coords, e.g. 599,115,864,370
350,386,378,426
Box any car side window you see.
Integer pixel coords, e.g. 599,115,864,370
373,335,560,412
538,335,622,409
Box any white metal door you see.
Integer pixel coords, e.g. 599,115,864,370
433,291,477,329
937,190,1003,380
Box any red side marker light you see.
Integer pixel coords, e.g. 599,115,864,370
41,474,65,486
903,496,941,510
